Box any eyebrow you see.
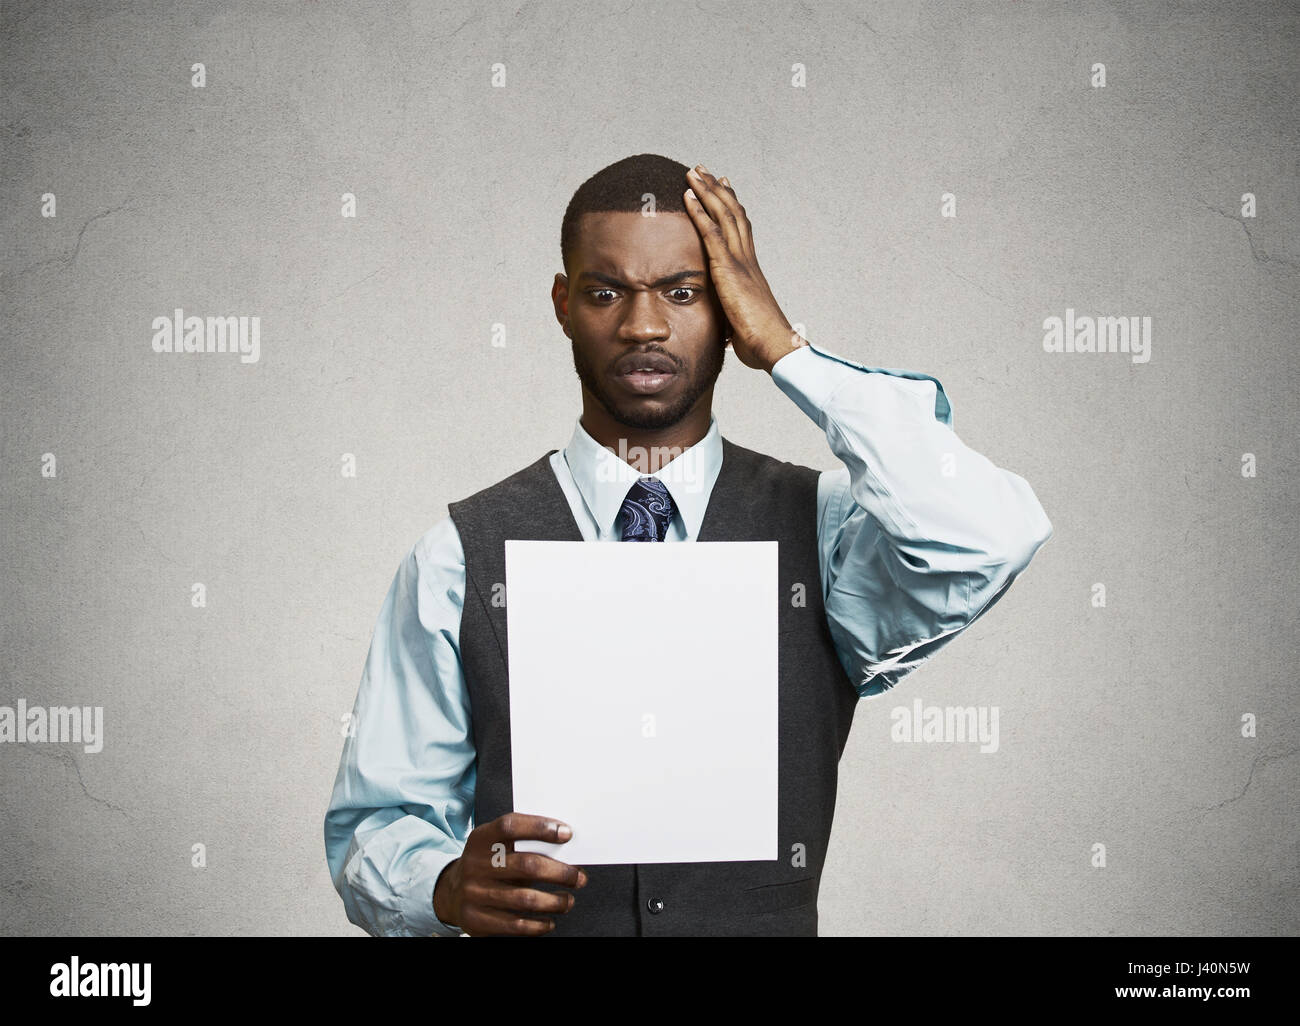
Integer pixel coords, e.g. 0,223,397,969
577,270,707,289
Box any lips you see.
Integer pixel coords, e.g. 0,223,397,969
614,351,678,395
615,352,678,376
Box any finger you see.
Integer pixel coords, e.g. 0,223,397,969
498,850,588,889
488,812,573,846
686,166,745,255
690,166,754,260
683,187,729,258
462,905,557,937
697,168,743,217
712,172,756,261
476,883,576,917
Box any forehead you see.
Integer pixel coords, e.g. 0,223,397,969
570,211,706,280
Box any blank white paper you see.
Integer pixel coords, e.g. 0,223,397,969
505,539,778,865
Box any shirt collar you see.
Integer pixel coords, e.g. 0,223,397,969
562,414,723,539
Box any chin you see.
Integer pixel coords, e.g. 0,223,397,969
610,404,689,431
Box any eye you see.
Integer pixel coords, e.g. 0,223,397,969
667,287,697,302
588,289,618,304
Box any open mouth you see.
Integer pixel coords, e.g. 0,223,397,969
614,353,678,395
618,370,677,393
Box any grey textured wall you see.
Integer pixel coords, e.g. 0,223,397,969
1,0,1296,936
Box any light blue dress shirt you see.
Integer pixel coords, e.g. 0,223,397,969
324,341,1053,937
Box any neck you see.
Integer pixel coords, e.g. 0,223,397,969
580,394,713,474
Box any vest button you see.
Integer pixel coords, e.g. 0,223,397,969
646,897,665,914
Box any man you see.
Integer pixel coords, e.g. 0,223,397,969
324,153,1052,937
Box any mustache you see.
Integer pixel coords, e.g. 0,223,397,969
613,349,680,375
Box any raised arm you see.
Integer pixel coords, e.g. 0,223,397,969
773,343,1053,696
679,163,1053,698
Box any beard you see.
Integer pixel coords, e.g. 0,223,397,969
571,336,726,430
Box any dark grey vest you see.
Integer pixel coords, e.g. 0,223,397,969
447,436,859,936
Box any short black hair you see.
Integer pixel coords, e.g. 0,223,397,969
560,153,691,274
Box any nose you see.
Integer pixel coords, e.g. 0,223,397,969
618,290,670,343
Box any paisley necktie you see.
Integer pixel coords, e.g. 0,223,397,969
618,476,676,542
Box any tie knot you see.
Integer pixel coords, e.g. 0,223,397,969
619,476,675,542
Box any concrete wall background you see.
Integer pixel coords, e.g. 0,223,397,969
1,0,1296,935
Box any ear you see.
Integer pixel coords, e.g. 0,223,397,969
551,273,572,338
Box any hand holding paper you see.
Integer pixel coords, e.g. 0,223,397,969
433,812,588,936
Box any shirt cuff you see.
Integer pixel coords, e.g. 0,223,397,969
771,340,954,427
404,847,465,937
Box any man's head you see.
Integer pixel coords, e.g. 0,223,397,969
553,153,729,434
